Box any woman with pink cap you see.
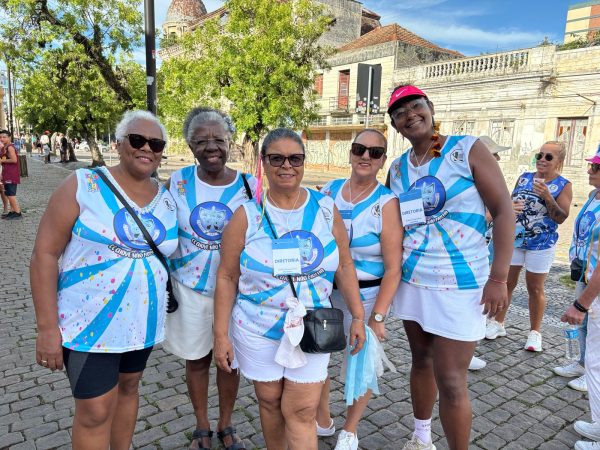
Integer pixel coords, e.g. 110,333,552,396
385,84,514,450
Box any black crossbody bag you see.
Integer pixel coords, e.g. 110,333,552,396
95,169,179,313
261,202,345,354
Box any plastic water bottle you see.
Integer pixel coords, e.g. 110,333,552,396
564,324,581,361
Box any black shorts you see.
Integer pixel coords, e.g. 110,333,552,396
3,183,17,196
63,346,153,399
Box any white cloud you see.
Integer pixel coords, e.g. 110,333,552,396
369,0,448,10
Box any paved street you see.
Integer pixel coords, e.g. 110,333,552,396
0,156,593,449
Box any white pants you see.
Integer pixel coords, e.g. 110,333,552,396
586,297,600,422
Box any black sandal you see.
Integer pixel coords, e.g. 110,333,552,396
217,426,246,450
190,429,213,450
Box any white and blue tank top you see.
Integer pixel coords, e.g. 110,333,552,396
232,189,339,340
388,135,488,290
570,191,600,269
168,167,257,296
321,179,397,301
512,172,569,251
57,167,178,353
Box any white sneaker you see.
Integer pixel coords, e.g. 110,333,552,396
468,356,487,371
575,440,600,449
569,374,588,392
334,430,358,450
403,435,437,450
524,330,542,352
485,320,506,340
575,421,600,441
553,361,585,378
316,419,335,437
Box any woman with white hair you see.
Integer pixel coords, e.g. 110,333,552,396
30,110,178,449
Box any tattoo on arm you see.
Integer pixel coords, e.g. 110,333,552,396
545,196,567,222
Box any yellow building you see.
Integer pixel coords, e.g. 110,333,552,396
564,0,600,43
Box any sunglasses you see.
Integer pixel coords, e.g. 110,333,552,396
535,152,553,162
589,163,600,173
350,143,386,159
190,138,228,149
125,134,166,153
264,153,305,167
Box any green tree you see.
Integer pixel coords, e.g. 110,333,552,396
158,0,334,171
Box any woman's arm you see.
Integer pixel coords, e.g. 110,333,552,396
213,207,247,373
534,181,572,224
562,266,600,325
470,140,515,317
2,145,17,163
30,174,80,370
368,199,403,340
332,206,365,354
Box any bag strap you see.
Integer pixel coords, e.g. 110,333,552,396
241,173,253,200
94,169,170,275
261,203,298,298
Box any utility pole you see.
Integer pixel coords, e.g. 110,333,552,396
144,0,157,114
6,65,13,135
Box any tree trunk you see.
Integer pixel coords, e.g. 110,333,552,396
67,142,78,162
242,134,259,175
83,131,105,167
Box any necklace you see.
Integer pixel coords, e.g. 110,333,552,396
347,180,375,204
267,189,302,234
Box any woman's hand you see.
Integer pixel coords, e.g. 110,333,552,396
348,319,366,355
512,200,524,214
214,335,235,373
36,327,64,371
561,304,586,325
368,317,386,342
532,179,552,201
480,280,508,318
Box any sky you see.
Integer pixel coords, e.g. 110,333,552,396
153,0,572,56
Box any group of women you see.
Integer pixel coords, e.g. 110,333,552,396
30,83,594,450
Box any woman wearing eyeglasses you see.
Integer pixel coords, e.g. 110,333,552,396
213,128,366,450
30,111,178,449
487,141,572,353
315,129,402,450
385,85,514,450
163,107,256,450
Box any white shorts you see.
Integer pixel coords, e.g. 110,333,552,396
510,247,556,273
391,281,485,342
231,320,330,384
163,278,214,361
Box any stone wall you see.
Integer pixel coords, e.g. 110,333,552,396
314,0,362,49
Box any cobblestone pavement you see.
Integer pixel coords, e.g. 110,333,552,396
0,156,591,449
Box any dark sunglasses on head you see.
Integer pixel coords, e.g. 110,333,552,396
263,153,305,167
535,152,553,162
350,143,386,159
126,134,166,153
589,163,600,173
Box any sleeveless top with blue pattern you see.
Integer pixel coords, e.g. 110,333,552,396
569,191,600,270
232,189,339,340
57,167,179,353
512,172,569,251
168,168,257,297
388,135,489,290
321,179,397,301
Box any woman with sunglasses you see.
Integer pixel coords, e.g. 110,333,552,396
163,107,256,450
213,128,365,450
30,110,178,449
487,141,572,352
386,85,514,450
315,129,402,450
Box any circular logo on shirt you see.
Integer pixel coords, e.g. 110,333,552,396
410,176,446,217
549,184,558,194
113,208,166,250
190,202,233,241
280,230,324,273
578,211,596,240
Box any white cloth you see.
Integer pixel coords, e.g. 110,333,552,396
275,297,307,369
510,247,556,273
587,297,600,422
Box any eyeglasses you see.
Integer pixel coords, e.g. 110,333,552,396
390,98,428,121
125,134,166,153
190,138,229,150
350,143,386,159
535,152,554,162
589,163,600,173
263,153,305,167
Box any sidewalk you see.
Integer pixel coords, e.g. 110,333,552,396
0,156,591,449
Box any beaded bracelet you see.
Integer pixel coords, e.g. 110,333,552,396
573,300,589,313
488,276,507,284
352,317,365,323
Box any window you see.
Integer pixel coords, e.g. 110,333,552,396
452,120,475,136
314,74,323,98
557,118,588,167
489,119,515,149
337,70,350,110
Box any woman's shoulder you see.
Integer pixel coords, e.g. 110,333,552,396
321,178,346,197
172,165,196,181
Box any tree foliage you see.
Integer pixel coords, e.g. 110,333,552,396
158,0,334,169
558,31,600,51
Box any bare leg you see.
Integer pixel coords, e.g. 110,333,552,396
493,265,521,324
281,380,322,450
216,366,241,447
110,371,144,450
7,195,20,214
342,390,373,434
316,376,332,429
1,191,8,212
72,386,118,450
404,320,437,420
187,353,212,448
525,271,548,332
254,380,286,450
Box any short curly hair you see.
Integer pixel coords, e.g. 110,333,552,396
183,107,236,145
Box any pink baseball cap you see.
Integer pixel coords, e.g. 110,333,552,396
586,144,600,164
387,85,427,113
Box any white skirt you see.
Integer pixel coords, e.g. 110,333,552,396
391,281,485,342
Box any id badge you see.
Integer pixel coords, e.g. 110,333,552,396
399,189,426,227
339,209,353,239
272,238,302,276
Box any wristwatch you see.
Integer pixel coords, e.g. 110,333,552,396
371,311,385,323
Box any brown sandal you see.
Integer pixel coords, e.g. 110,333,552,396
217,426,246,450
189,429,213,450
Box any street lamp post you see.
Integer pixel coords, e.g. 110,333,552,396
144,0,157,115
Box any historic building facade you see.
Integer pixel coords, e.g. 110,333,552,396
565,0,600,43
